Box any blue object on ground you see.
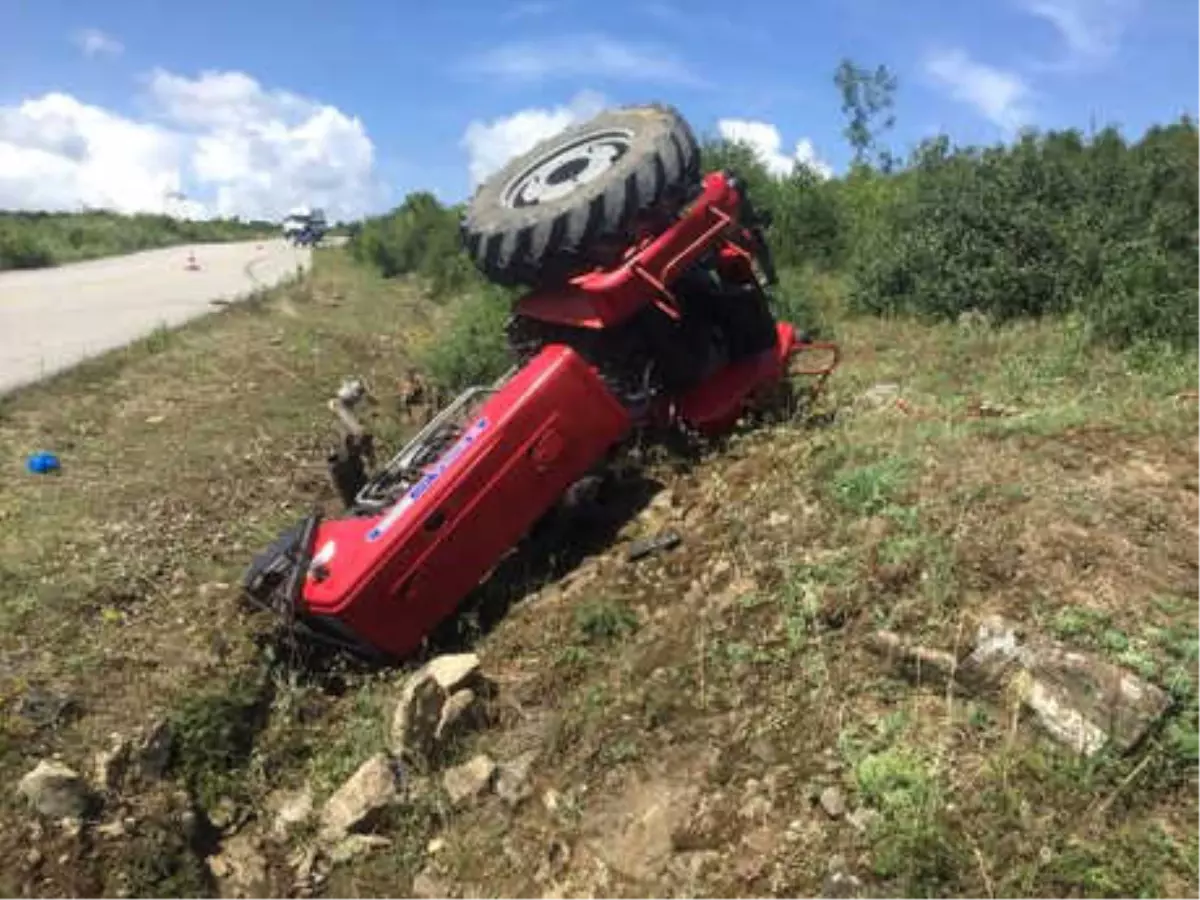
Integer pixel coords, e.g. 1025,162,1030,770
26,452,61,474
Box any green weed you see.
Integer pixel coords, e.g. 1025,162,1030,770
831,457,912,515
168,669,272,808
575,600,639,644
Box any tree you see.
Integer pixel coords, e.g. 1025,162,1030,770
834,59,898,169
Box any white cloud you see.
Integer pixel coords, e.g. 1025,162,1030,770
716,119,833,179
462,35,707,87
147,69,381,221
1016,0,1136,67
923,49,1033,131
461,90,608,189
0,70,385,221
0,93,184,213
72,27,124,58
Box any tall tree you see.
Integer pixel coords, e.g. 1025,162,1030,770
834,59,898,169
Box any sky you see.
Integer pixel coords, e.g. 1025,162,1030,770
0,0,1195,221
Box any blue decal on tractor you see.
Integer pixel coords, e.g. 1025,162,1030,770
365,417,489,542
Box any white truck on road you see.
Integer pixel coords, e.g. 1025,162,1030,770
282,207,328,246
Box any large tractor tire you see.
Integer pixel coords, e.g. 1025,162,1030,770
461,104,701,288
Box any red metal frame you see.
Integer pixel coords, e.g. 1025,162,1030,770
514,171,751,329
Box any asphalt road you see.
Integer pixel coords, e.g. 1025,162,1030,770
0,238,311,396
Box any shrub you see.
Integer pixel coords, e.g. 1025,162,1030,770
350,192,476,297
416,284,514,392
0,209,269,271
0,223,54,269
846,119,1198,349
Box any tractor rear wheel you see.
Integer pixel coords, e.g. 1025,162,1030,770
461,104,701,288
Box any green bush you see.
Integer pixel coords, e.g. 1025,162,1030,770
350,191,477,298
0,209,270,271
416,284,514,391
167,670,271,807
846,119,1198,349
0,222,54,269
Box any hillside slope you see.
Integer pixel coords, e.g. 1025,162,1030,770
345,277,1198,898
0,251,1194,898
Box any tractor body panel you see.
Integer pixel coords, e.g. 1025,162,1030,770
299,344,631,658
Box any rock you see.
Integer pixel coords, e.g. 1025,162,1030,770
268,785,313,839
92,734,132,793
330,834,391,865
672,849,721,883
17,688,77,728
648,490,675,514
542,788,561,813
819,786,846,819
175,794,200,842
958,615,1172,756
738,794,773,821
586,776,700,882
846,807,881,834
957,309,990,329
822,855,864,898
743,826,777,857
861,383,901,408
135,719,174,780
435,688,484,745
735,847,768,882
427,837,446,855
545,838,571,877
709,558,733,584
974,399,1017,418
60,817,83,839
425,653,482,693
207,833,268,897
392,654,493,764
319,753,398,841
96,818,129,839
535,839,572,883
412,866,451,899
25,847,42,867
391,672,447,765
17,761,94,820
767,511,791,528
627,530,682,562
866,630,959,685
442,754,496,807
784,818,809,843
748,738,779,766
869,616,1172,757
494,750,538,809
210,796,246,834
289,845,321,896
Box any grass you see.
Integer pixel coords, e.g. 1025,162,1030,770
167,668,273,809
410,273,1196,897
0,249,442,895
0,251,1194,898
0,209,272,270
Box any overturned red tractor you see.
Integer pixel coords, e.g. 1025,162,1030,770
244,104,839,661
